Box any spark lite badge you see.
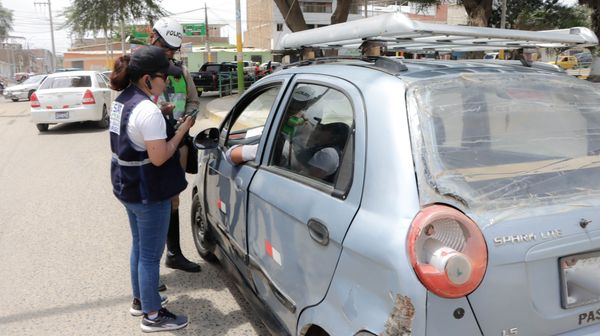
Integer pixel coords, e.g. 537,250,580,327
493,229,562,247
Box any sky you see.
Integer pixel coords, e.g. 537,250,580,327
2,0,248,54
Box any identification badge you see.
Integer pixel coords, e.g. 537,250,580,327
109,102,124,134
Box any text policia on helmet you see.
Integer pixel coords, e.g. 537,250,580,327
153,18,183,49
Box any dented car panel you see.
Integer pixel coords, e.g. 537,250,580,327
192,59,600,335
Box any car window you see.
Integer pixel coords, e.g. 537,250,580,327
22,75,45,84
39,75,92,89
225,86,281,151
204,64,220,72
409,73,600,211
270,83,354,185
95,74,108,88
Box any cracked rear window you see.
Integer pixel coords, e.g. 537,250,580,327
408,73,600,211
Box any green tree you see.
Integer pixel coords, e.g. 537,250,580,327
0,1,13,41
490,0,589,30
62,0,167,60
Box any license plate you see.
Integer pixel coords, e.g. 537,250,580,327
55,111,69,119
560,250,600,308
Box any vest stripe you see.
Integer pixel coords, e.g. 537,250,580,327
111,153,151,167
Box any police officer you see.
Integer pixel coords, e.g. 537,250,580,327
150,18,202,273
109,46,192,332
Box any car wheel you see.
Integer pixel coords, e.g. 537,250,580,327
97,104,109,128
11,98,18,102
27,90,35,101
197,90,203,97
191,193,217,262
36,123,49,132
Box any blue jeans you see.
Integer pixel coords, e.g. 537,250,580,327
122,199,171,313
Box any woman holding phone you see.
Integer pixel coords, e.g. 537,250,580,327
109,45,193,332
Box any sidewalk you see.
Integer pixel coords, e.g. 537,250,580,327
205,93,239,123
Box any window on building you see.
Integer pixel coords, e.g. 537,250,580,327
301,2,332,13
276,23,283,31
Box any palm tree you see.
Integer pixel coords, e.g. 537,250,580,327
0,1,13,41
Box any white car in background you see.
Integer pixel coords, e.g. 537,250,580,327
30,71,113,132
4,74,47,102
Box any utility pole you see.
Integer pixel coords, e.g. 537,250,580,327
235,0,244,93
205,4,211,62
500,0,507,29
34,0,56,72
499,0,507,60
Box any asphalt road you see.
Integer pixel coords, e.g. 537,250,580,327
0,94,268,335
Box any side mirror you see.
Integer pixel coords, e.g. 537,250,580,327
194,127,219,150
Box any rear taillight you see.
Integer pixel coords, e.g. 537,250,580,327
30,92,40,108
408,205,487,298
82,90,95,104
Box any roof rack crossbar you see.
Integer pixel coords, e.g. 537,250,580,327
279,12,598,52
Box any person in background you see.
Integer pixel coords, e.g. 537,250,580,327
109,46,193,332
150,17,202,273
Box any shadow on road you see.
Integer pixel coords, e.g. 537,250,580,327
38,122,108,135
160,262,269,335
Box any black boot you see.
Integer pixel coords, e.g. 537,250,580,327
165,209,201,273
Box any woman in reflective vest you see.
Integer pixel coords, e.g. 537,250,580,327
109,45,193,332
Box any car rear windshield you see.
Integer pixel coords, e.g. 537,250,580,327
23,75,45,84
408,73,600,212
39,75,92,89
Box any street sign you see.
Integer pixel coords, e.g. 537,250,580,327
183,23,206,36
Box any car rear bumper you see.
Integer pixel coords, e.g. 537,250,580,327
31,105,100,124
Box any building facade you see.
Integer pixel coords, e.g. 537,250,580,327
0,43,54,80
245,0,468,50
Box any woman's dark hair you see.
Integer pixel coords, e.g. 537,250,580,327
109,55,144,91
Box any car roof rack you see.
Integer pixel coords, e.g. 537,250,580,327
279,11,598,52
283,56,408,74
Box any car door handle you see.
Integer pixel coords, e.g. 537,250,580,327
307,219,329,246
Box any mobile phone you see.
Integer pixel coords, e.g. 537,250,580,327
174,109,199,130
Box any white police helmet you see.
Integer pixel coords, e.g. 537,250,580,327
153,18,183,49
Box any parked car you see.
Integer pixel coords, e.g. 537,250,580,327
3,74,47,102
192,62,238,96
233,61,257,75
483,52,499,60
190,56,600,336
575,52,593,68
256,61,282,77
30,71,113,132
547,55,578,69
54,67,83,73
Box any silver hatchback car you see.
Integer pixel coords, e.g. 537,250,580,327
191,57,600,336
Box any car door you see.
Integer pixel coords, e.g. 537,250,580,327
204,76,291,271
246,75,364,330
95,73,112,108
